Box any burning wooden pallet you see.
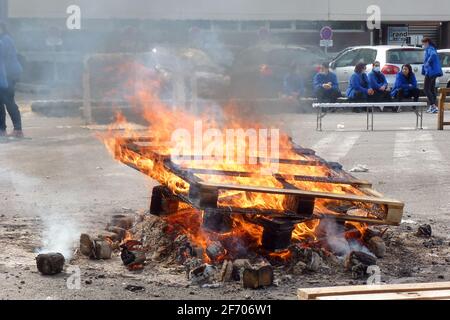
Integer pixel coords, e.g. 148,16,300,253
298,282,450,300
113,136,404,253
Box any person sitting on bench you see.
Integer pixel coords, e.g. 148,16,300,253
346,62,375,112
368,61,391,102
391,64,420,112
313,62,341,103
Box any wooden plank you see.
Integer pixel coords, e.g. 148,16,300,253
197,181,404,208
298,282,450,300
438,91,448,130
317,289,450,300
176,166,371,187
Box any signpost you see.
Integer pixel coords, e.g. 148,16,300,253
320,26,333,55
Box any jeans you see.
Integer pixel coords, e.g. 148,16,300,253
424,76,437,106
0,79,22,131
315,87,341,103
395,88,420,102
369,90,392,102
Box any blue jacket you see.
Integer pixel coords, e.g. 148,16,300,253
368,70,388,91
283,73,305,96
422,45,442,78
313,71,339,93
0,34,23,81
0,41,9,89
391,72,417,97
346,72,370,99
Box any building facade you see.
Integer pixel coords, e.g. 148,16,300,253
2,0,450,52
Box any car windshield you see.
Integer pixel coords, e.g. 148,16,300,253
386,49,424,65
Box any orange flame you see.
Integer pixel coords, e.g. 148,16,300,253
98,60,373,261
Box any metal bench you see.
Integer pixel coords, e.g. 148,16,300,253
312,101,428,131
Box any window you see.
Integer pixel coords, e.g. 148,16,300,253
440,53,450,68
386,49,424,65
334,49,359,68
355,49,377,65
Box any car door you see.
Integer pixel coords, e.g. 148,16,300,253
439,52,450,88
331,49,361,92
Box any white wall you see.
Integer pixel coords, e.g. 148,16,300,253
8,0,450,21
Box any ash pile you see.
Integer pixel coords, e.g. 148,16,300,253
84,210,392,290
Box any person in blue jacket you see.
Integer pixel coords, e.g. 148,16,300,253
421,37,443,114
346,62,374,112
0,22,23,138
368,61,391,102
391,64,420,101
283,63,305,100
313,62,341,103
390,64,420,113
0,39,10,137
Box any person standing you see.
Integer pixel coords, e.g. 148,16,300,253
0,40,9,137
346,63,374,112
0,22,23,137
313,62,341,103
421,37,443,114
368,61,391,102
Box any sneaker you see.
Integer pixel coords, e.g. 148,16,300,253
426,105,436,113
427,105,439,114
9,130,24,138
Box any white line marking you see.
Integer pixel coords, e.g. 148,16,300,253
394,132,444,171
324,133,360,162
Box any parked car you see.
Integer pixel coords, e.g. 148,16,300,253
438,49,450,88
142,46,230,100
229,44,327,98
329,45,426,93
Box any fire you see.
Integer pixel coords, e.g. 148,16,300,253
99,60,373,262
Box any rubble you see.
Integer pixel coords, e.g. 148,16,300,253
367,236,386,258
125,284,145,292
205,241,226,261
79,233,94,256
109,214,135,230
190,264,217,286
36,253,65,275
345,251,377,279
219,260,234,282
242,264,274,289
79,234,112,259
120,240,146,270
416,224,432,238
92,239,112,260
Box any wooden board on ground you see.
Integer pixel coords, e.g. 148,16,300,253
298,281,450,300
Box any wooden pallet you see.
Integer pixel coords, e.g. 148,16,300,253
115,137,404,225
298,282,450,300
